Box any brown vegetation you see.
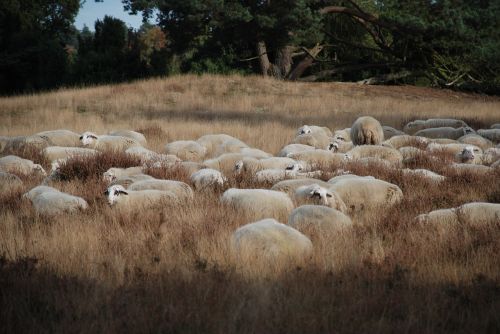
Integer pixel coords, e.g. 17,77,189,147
0,75,499,333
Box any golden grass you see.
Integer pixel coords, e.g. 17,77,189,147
0,75,499,333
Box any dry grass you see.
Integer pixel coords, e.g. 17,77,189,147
0,75,499,333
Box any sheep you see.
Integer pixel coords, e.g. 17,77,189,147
327,140,354,153
127,179,194,200
196,134,244,157
42,146,98,162
23,185,60,201
203,153,249,174
350,116,384,145
491,123,500,130
109,174,155,188
383,126,405,139
482,148,500,165
345,145,403,165
401,168,446,182
455,146,483,164
253,164,323,183
1,135,48,154
292,131,331,150
234,157,297,174
231,218,313,266
329,178,403,214
0,155,46,177
333,128,351,142
105,184,179,210
125,146,180,165
383,135,428,150
451,163,493,175
414,126,475,140
297,125,333,137
108,130,147,146
103,166,144,183
190,169,225,190
403,118,468,135
271,178,332,197
221,188,294,222
34,129,81,147
278,144,315,157
427,143,482,156
327,174,375,185
30,191,88,215
293,184,347,213
164,140,207,162
455,202,500,226
457,134,493,151
0,171,23,192
288,205,353,239
80,132,142,151
287,150,346,169
415,209,460,236
477,129,500,143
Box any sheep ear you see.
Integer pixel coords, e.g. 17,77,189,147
79,136,83,140
326,193,333,197
104,190,109,195
117,190,128,195
90,135,98,139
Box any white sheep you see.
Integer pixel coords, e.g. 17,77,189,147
231,218,313,265
127,179,194,200
109,174,155,188
345,145,403,165
287,150,346,169
403,118,467,135
455,202,500,226
350,116,384,145
105,184,179,210
292,131,331,150
32,191,88,215
125,146,180,165
271,178,332,197
221,188,295,222
164,140,207,162
196,134,244,157
477,129,500,143
234,157,297,174
293,184,347,213
23,185,59,201
253,164,322,183
43,146,98,162
297,125,333,137
190,169,225,190
288,205,353,239
327,174,375,185
103,166,144,183
203,153,249,174
383,135,428,149
401,168,446,182
383,126,405,139
80,132,142,151
414,126,475,140
35,129,81,147
329,178,403,214
108,130,147,146
457,134,493,151
1,135,48,154
455,146,483,164
0,155,46,177
415,208,460,236
278,144,315,157
427,142,482,156
333,128,351,142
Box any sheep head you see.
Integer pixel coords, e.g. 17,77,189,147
308,184,333,205
298,125,312,135
234,160,244,173
103,168,118,183
105,185,129,205
80,132,98,146
33,164,47,176
286,163,303,173
460,146,475,162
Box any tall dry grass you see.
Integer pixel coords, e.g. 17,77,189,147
0,75,499,333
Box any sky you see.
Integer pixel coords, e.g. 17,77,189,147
74,0,147,31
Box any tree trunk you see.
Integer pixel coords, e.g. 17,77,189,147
256,41,271,76
288,44,324,81
274,45,294,79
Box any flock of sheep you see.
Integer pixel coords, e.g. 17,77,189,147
1,116,499,265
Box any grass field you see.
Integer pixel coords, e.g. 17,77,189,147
1,75,499,333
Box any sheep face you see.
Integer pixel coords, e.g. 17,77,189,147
298,125,312,135
463,127,475,135
328,142,339,152
103,168,118,183
309,185,333,206
104,185,129,205
33,164,47,176
234,160,244,173
286,163,303,172
80,132,98,146
461,146,475,162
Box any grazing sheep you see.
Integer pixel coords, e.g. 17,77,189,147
234,157,297,174
253,164,322,183
31,191,88,215
477,129,500,143
403,118,467,135
329,178,403,214
105,185,179,209
455,202,500,226
80,132,142,151
427,143,482,156
383,135,428,149
287,150,346,169
345,145,403,165
293,184,347,213
455,146,483,164
288,205,353,239
108,130,147,146
414,126,475,140
125,146,180,165
415,208,460,235
457,134,493,151
0,155,46,177
103,166,144,183
127,179,194,200
164,140,207,162
383,126,405,139
482,148,500,165
401,168,446,182
350,116,384,145
451,163,493,175
35,129,81,147
0,171,23,192
43,146,98,161
221,188,294,222
190,169,225,190
271,178,332,197
297,125,333,137
232,218,313,265
23,185,60,201
196,134,243,157
292,131,331,150
278,144,315,157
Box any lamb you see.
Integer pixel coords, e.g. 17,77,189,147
329,178,403,214
383,135,428,149
231,218,313,266
221,188,295,222
105,184,179,210
287,150,346,169
43,146,98,161
455,146,483,164
457,134,493,151
108,130,147,146
234,157,297,174
277,144,315,157
345,145,403,165
482,148,500,165
297,125,333,137
403,118,467,135
414,126,475,140
383,126,405,139
401,168,446,182
350,116,384,145
288,205,353,239
477,129,500,143
271,178,332,197
34,129,81,147
292,131,331,150
190,169,225,190
80,132,142,151
0,171,23,192
293,184,347,213
0,155,46,177
125,146,180,165
164,140,207,162
127,179,194,200
103,166,145,183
